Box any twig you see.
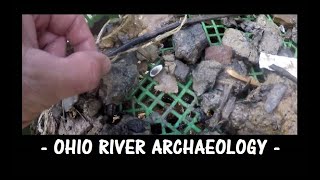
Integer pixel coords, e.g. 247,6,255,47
269,64,297,83
106,14,241,57
101,15,130,42
74,108,89,122
96,19,111,45
110,15,188,62
226,68,260,86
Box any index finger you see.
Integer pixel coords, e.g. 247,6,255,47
35,15,96,52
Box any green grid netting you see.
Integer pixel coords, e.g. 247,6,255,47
283,40,297,58
201,19,226,46
120,64,202,135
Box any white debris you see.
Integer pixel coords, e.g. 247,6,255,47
259,52,297,78
150,65,163,77
62,95,79,112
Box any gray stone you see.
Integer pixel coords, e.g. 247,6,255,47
192,60,223,96
278,47,295,58
256,15,282,55
200,90,222,113
83,99,102,117
163,54,175,61
256,15,280,33
173,23,208,64
204,45,233,65
230,60,248,76
58,116,92,135
136,44,159,62
174,60,190,82
101,59,139,104
259,31,283,55
100,115,148,135
264,84,287,113
229,102,250,128
292,26,297,43
154,70,178,93
222,28,259,64
126,119,146,133
222,96,236,119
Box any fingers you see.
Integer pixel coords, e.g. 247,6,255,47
34,15,96,52
59,51,111,97
43,36,66,57
23,48,111,125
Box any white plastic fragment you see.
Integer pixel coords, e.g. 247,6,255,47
259,52,297,78
279,25,286,33
150,65,163,77
62,95,79,112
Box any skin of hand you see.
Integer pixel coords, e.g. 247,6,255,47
22,15,111,128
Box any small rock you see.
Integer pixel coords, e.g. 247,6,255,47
200,90,222,113
126,119,146,133
256,15,282,54
273,14,297,28
51,104,62,120
173,23,208,64
222,96,236,119
163,54,175,61
100,115,147,135
221,17,237,28
137,60,148,74
229,102,250,128
230,60,248,76
87,116,104,135
117,32,130,44
204,45,233,65
58,116,92,135
83,99,102,117
251,29,264,47
278,47,295,58
256,15,279,33
62,95,79,112
222,28,259,64
264,84,287,113
174,60,190,82
164,61,176,75
154,70,178,93
101,59,139,104
192,60,223,96
239,20,259,33
292,26,297,43
138,15,174,35
259,31,283,55
101,123,130,135
136,44,159,62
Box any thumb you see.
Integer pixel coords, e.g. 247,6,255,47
22,49,111,125
59,51,111,98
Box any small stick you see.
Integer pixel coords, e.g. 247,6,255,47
106,14,241,57
226,68,260,86
269,64,297,83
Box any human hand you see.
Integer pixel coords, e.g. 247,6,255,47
22,15,111,128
